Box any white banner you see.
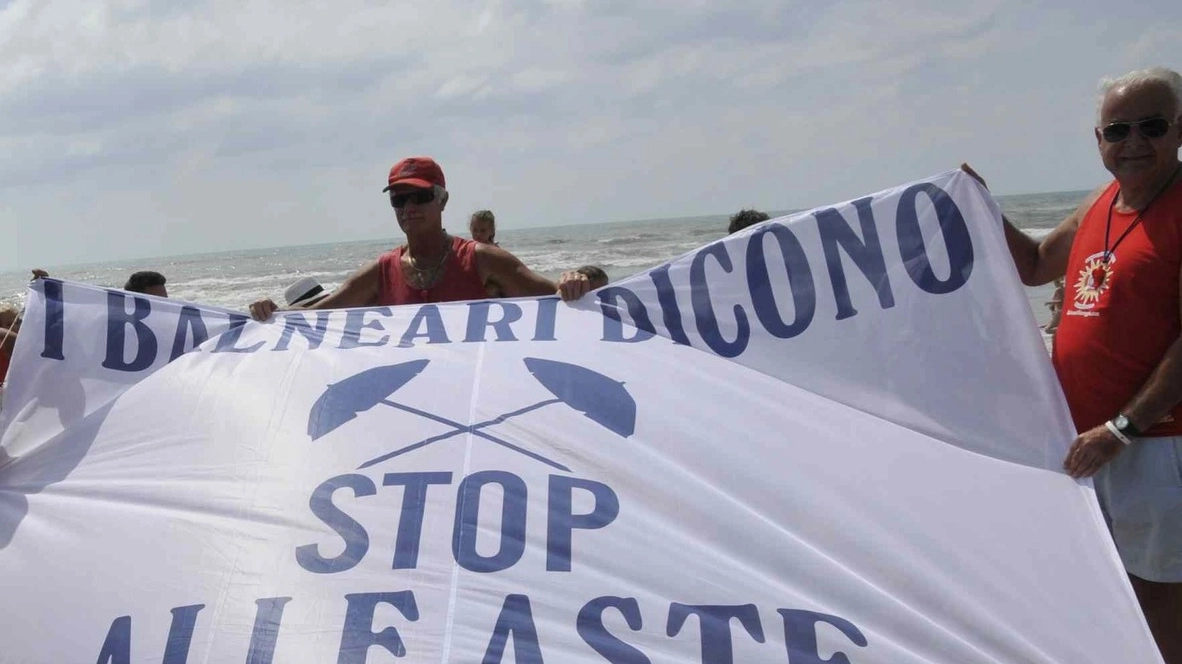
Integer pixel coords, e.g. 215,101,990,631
0,170,1162,663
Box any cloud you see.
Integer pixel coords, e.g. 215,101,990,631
0,0,1178,270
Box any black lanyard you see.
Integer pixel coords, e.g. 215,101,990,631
1103,164,1182,263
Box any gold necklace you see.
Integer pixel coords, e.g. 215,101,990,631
404,233,451,290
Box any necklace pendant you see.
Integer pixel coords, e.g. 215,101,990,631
1091,265,1107,289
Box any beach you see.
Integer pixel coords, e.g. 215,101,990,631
0,189,1083,328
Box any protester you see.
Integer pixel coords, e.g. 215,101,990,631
125,271,168,297
470,210,498,246
249,156,588,319
283,277,332,308
727,209,770,234
965,66,1182,663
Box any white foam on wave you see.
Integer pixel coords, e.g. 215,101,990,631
596,233,662,246
179,270,346,291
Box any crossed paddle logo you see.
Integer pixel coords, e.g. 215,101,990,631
307,358,637,473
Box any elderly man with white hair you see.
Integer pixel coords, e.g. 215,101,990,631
968,66,1182,661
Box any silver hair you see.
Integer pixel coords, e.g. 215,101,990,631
1097,67,1182,124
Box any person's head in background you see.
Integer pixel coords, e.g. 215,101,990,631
576,265,609,290
727,209,770,234
470,210,497,245
125,271,168,298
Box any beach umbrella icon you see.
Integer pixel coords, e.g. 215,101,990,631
523,357,636,438
309,357,636,472
307,360,429,441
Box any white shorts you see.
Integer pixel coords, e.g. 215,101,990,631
1095,435,1182,582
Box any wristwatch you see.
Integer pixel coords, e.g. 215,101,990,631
1105,413,1141,445
1113,414,1140,436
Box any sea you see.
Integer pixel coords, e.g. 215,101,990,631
0,190,1081,329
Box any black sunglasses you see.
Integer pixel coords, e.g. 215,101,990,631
1100,117,1172,143
390,189,435,208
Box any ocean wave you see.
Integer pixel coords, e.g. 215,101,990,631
597,233,661,246
177,270,347,290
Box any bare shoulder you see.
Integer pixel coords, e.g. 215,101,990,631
1039,183,1108,252
1061,183,1110,231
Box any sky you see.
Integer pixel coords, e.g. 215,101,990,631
0,0,1179,271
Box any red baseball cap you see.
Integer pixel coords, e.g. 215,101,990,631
383,156,446,192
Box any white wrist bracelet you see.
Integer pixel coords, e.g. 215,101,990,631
1105,420,1133,446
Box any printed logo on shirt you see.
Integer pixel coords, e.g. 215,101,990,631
1071,251,1114,312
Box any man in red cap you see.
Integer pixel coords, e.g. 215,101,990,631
250,156,590,318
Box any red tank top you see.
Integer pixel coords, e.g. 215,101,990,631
377,235,490,305
0,346,9,383
1053,179,1182,436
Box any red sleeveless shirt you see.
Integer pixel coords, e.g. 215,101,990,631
1053,179,1182,436
377,235,490,305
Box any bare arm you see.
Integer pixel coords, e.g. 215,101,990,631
304,261,381,310
249,261,381,320
1120,340,1182,435
960,164,1102,286
475,245,558,298
1003,185,1101,286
